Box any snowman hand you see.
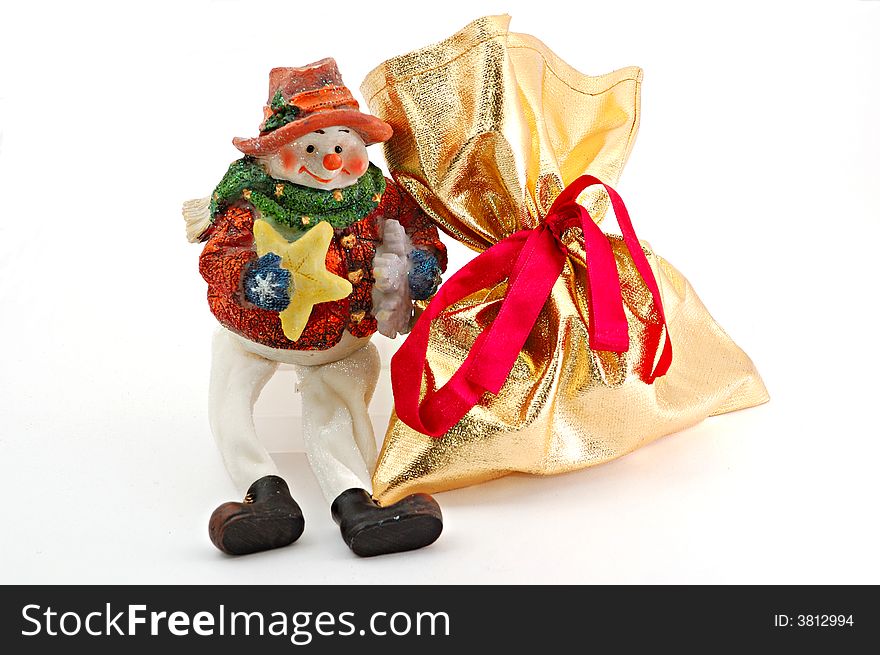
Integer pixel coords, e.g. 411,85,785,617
408,249,442,300
243,253,291,311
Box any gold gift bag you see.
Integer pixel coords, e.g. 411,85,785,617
361,15,769,505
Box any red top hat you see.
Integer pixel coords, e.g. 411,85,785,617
233,58,392,156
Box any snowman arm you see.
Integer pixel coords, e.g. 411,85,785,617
394,194,445,300
383,180,448,271
198,205,259,304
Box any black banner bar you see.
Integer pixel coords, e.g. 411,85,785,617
2,585,875,652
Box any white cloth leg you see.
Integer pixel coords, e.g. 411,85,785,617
294,341,381,503
208,329,280,493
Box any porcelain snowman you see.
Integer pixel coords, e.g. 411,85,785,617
183,60,446,557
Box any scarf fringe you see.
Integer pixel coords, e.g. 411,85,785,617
182,196,212,242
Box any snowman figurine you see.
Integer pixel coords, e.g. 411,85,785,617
183,59,446,557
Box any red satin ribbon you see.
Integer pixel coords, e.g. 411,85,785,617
391,176,672,438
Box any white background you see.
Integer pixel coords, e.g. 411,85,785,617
1,0,878,584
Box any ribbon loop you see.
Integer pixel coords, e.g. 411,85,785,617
391,177,672,437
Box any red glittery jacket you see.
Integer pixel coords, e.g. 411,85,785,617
199,179,447,350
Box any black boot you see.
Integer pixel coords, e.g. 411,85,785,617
209,475,305,556
331,488,443,557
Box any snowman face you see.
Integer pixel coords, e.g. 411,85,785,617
259,126,370,190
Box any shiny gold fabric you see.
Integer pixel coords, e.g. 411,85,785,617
361,15,769,504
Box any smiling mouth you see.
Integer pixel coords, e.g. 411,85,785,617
299,166,333,184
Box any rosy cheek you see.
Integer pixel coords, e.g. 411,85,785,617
346,155,368,176
279,147,297,170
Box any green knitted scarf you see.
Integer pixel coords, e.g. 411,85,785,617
210,157,386,230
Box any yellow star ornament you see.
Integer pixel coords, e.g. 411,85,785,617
252,219,353,342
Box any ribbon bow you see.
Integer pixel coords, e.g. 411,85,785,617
391,176,672,437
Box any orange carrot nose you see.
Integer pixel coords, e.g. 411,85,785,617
323,153,343,171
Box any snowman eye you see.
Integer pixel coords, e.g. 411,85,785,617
334,145,343,154
306,145,316,153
